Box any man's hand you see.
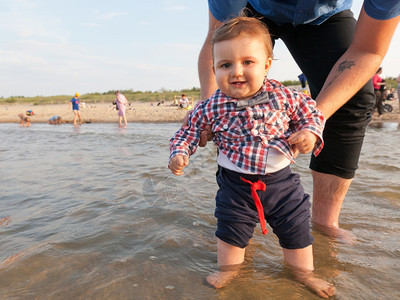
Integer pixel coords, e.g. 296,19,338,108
199,125,213,147
182,111,213,147
287,130,318,155
169,155,189,176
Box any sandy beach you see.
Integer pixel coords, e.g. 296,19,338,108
0,101,192,124
1,99,399,124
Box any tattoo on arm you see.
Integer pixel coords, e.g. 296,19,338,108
325,60,356,89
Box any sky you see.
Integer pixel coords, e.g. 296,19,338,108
0,0,399,98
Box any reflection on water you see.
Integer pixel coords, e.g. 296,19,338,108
0,122,399,299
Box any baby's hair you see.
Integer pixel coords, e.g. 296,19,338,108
211,16,273,59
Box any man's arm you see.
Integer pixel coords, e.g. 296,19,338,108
316,7,400,119
195,9,223,146
198,10,222,100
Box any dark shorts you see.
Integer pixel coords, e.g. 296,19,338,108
214,167,313,249
246,7,375,179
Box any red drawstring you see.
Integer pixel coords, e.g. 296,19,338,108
240,177,268,235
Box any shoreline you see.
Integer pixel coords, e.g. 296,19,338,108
1,100,399,124
0,101,191,124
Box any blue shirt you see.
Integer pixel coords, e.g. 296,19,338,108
71,97,80,110
208,0,400,26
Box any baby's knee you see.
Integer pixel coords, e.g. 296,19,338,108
215,221,255,249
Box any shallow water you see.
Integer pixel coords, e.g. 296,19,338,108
0,122,399,299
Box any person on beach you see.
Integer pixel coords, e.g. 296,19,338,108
372,67,386,116
397,74,400,111
115,91,128,126
195,0,400,242
18,113,30,127
69,93,82,125
179,94,190,109
48,115,62,124
169,17,334,298
172,96,179,106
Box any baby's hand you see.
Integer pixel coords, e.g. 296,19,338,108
169,155,189,176
287,130,318,154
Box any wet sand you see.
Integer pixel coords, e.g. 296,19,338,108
1,99,399,124
0,101,192,124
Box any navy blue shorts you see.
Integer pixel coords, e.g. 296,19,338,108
214,167,313,249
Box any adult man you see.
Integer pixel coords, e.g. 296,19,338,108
197,1,400,241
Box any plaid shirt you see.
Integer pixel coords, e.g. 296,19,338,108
170,78,325,174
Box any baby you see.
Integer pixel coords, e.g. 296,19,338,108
169,16,334,298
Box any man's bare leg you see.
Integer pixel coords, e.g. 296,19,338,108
311,171,355,243
283,246,335,298
206,238,245,288
73,112,77,125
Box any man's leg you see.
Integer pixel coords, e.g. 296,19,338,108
311,171,352,227
311,171,357,242
268,10,374,240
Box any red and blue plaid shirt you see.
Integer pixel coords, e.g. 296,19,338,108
170,78,325,174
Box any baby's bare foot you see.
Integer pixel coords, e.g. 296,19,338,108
293,268,335,298
206,270,238,288
302,274,335,298
206,264,242,289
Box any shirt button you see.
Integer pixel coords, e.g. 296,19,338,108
223,124,228,130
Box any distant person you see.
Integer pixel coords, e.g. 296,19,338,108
372,67,386,116
397,74,400,111
298,73,307,88
115,91,128,126
18,113,30,127
385,88,395,101
169,17,333,298
172,96,179,106
69,93,82,125
179,94,189,109
48,115,62,124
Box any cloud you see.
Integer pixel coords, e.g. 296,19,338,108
162,0,186,11
0,7,66,42
83,23,101,27
0,37,200,97
97,12,129,20
163,5,186,11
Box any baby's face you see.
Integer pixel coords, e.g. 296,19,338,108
213,37,272,100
